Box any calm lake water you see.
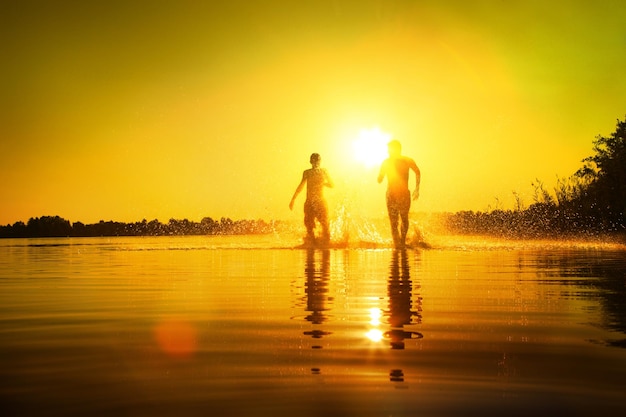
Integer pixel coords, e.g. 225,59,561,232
1,235,625,416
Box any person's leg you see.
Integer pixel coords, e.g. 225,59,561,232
304,201,315,243
399,210,409,248
387,194,401,248
398,191,411,248
390,214,400,248
319,202,330,243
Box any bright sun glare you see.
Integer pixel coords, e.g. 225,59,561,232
352,127,391,168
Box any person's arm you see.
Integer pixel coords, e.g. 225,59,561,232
289,173,307,210
377,160,387,184
323,169,334,188
410,159,421,200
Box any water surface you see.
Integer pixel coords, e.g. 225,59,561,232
1,236,625,416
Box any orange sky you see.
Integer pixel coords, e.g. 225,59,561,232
1,1,625,225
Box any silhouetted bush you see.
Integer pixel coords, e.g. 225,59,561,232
445,116,626,239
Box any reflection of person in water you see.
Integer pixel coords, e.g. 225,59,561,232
303,249,332,344
385,249,422,350
289,153,334,245
377,140,420,249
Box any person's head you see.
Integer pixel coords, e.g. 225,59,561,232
387,140,402,157
310,153,321,167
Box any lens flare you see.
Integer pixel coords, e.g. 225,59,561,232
154,318,198,358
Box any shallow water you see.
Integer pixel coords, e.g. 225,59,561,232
1,235,625,416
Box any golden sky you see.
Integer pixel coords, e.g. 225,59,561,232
1,0,625,225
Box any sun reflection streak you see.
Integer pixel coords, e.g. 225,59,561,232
366,329,384,342
366,307,384,342
369,307,382,326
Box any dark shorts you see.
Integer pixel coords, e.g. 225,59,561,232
304,199,328,229
386,190,411,218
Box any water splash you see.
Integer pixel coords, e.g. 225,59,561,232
329,205,387,248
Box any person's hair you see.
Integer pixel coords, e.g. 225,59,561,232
310,153,321,164
387,140,401,152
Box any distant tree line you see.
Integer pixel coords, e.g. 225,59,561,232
445,116,626,239
0,216,278,238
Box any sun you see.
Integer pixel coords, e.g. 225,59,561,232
352,127,391,168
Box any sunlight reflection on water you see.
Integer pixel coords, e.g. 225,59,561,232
0,235,625,416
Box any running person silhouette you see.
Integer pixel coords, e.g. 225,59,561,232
377,140,420,248
290,153,334,244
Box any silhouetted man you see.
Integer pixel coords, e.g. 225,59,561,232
377,140,420,248
290,153,334,244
